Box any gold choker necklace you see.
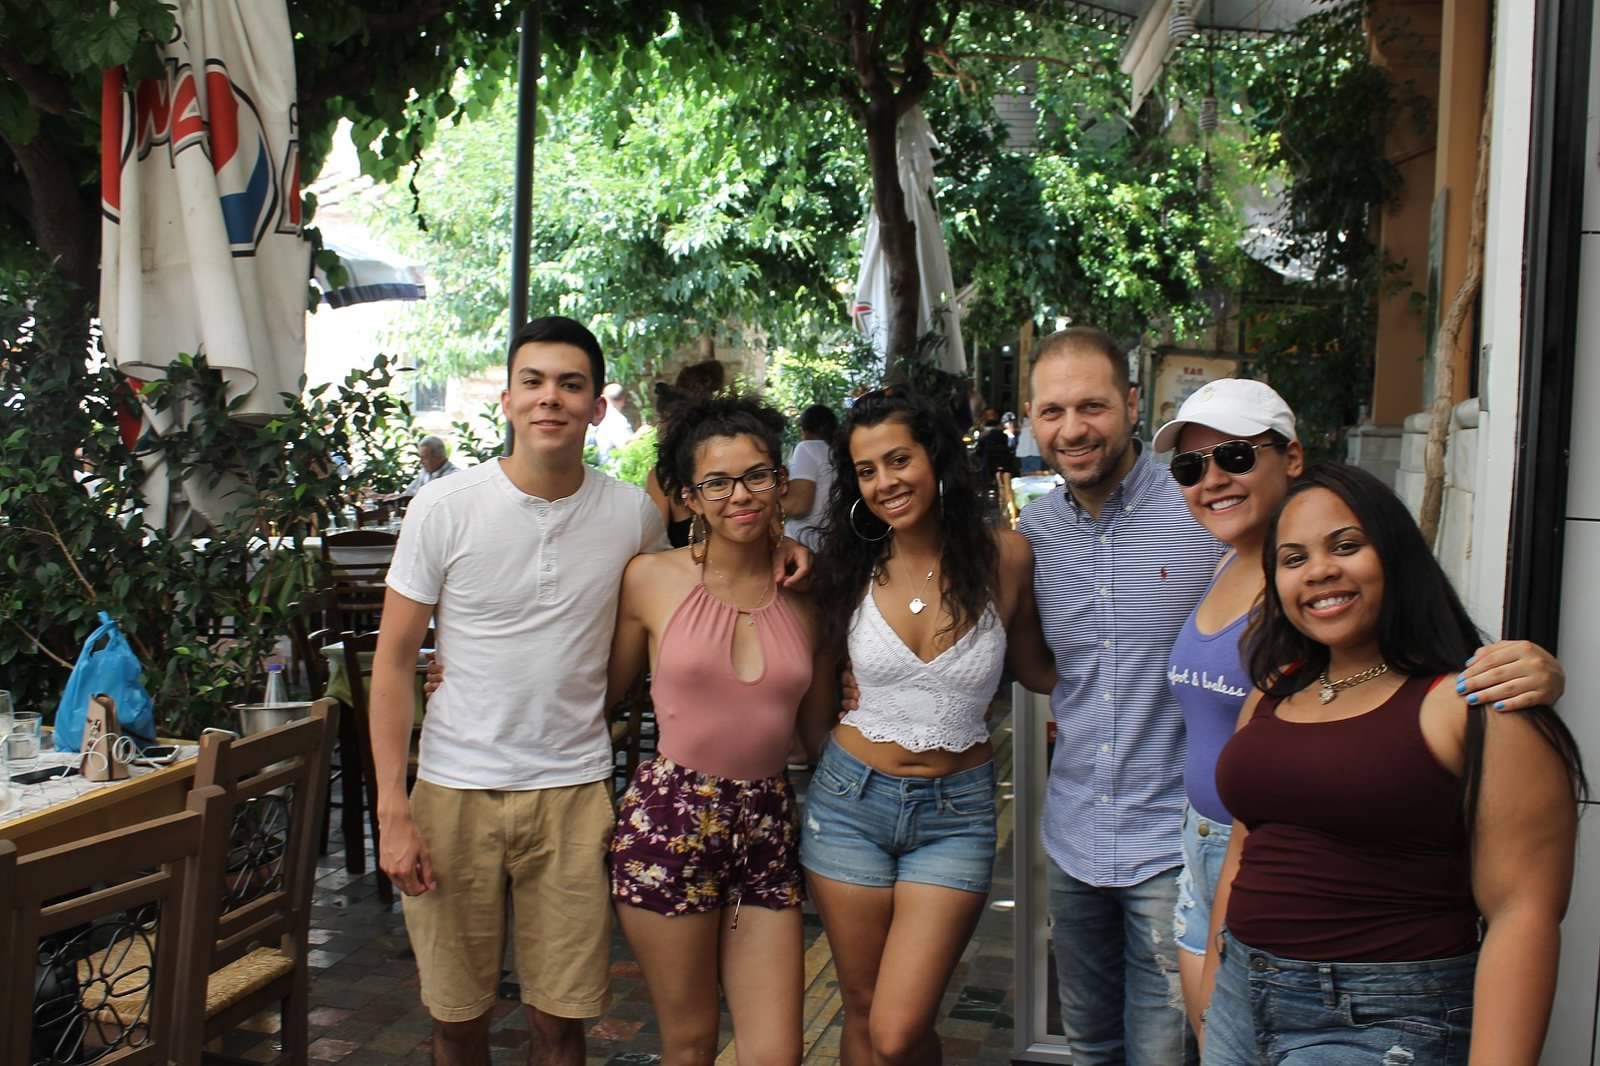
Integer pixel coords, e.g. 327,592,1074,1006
1317,662,1388,704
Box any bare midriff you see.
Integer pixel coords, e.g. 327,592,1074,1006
831,723,993,778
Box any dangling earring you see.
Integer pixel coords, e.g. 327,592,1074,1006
938,479,945,511
771,500,787,550
689,513,707,564
849,498,891,542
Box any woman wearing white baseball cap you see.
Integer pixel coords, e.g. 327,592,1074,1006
1152,377,1566,1040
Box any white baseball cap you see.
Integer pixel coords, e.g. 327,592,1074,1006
1152,378,1298,454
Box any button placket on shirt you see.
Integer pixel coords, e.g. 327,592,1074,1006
533,505,560,604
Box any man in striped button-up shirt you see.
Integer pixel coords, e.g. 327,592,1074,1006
1019,328,1224,1066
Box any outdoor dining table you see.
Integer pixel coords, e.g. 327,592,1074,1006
0,739,200,857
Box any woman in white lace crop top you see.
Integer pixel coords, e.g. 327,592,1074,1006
803,388,1056,1066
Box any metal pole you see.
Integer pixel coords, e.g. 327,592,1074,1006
509,0,540,336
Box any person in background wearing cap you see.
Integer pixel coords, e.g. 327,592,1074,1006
1152,378,1567,1040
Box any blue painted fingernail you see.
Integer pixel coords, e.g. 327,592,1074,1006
1495,701,1506,710
1465,656,1476,666
1467,694,1479,705
1455,677,1465,693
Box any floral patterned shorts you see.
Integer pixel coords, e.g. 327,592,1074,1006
608,756,802,916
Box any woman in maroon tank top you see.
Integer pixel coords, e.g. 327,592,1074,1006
1197,464,1586,1066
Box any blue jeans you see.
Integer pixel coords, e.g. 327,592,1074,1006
800,739,997,894
1174,806,1233,957
1202,931,1476,1065
1048,862,1197,1066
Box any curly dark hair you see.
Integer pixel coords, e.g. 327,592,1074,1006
656,394,787,501
812,388,999,659
1246,462,1586,835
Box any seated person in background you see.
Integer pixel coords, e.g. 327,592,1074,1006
1014,407,1044,474
973,410,1018,501
401,435,458,497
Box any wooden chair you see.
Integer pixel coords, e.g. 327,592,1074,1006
0,786,230,1066
338,631,430,906
318,530,397,636
184,699,337,1066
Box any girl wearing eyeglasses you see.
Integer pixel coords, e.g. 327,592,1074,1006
604,395,838,1064
1152,379,1567,1041
1197,462,1584,1063
804,388,1056,1066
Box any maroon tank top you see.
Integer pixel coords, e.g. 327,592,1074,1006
1214,674,1479,961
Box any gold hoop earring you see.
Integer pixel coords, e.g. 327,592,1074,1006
771,501,787,549
689,513,707,564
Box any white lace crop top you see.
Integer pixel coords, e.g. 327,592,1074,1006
837,590,1007,753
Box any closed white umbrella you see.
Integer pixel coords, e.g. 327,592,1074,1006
100,0,307,531
851,106,967,375
313,234,427,309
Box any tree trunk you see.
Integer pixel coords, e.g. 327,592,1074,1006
4,131,97,330
864,97,921,381
1418,62,1492,550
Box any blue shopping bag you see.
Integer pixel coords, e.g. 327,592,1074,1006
53,612,157,752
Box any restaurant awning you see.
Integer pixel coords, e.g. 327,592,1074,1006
1095,0,1329,112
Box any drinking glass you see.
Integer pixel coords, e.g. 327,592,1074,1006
0,689,12,742
9,710,41,770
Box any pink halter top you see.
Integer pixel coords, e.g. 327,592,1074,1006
650,579,814,781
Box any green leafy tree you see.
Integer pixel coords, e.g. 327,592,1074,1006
364,39,867,387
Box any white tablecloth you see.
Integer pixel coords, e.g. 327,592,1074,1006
0,745,200,826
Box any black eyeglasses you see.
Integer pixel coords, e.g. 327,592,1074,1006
1169,440,1283,487
691,466,782,501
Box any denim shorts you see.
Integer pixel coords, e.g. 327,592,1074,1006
1173,805,1232,957
1202,931,1476,1066
799,739,997,894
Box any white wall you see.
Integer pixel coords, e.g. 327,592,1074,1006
1468,1,1540,634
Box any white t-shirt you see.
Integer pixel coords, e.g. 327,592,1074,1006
387,461,667,790
594,407,633,462
1016,418,1040,459
783,438,835,549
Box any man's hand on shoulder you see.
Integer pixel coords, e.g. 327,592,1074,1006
773,536,813,590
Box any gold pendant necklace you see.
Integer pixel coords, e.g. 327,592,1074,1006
1317,662,1388,704
908,567,936,615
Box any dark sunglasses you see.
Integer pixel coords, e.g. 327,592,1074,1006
854,384,909,405
1169,439,1283,487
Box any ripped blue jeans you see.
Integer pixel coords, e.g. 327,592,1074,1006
1047,862,1196,1066
1201,930,1475,1066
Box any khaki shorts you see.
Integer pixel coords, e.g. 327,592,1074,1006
402,778,615,1021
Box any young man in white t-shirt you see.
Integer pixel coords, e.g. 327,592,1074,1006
369,318,660,1066
371,317,810,1065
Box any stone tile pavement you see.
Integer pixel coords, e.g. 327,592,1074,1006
210,707,1025,1065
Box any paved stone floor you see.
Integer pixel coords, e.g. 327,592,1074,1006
210,706,1026,1066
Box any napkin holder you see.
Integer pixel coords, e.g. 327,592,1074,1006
81,693,130,781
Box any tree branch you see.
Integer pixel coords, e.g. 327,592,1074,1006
355,0,453,33
0,48,77,115
870,0,892,57
9,621,74,670
933,0,961,49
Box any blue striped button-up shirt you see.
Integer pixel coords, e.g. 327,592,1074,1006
1019,448,1224,887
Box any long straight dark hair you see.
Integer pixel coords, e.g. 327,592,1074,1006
812,389,998,660
1245,462,1586,834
